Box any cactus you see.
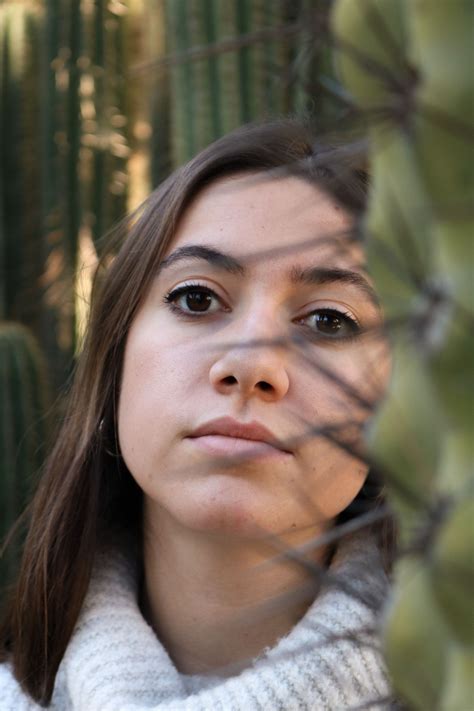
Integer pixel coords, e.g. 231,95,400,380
332,0,474,708
86,0,129,249
0,0,79,393
0,3,42,329
69,2,83,237
147,0,172,188
164,0,321,166
40,0,79,390
0,322,49,587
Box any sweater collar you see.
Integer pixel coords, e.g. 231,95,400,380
56,531,390,710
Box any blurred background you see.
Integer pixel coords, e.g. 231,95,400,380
1,0,351,584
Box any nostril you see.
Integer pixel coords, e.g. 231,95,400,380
258,381,273,392
222,375,237,385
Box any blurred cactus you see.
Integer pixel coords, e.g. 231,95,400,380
164,0,322,166
85,0,129,251
332,0,474,708
0,0,78,392
0,322,50,586
145,0,171,187
1,0,133,392
0,3,42,333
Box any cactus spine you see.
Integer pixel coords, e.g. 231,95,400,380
332,0,474,708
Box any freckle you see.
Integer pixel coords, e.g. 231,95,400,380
291,523,296,528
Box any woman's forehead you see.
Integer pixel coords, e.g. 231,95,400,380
166,173,362,271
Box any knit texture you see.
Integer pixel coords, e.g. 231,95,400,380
0,531,391,710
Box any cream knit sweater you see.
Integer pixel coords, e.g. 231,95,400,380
0,531,392,710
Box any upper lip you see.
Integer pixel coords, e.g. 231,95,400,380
187,417,292,453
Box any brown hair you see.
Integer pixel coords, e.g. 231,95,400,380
0,118,390,705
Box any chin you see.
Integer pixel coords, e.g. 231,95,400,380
188,506,260,537
158,476,275,538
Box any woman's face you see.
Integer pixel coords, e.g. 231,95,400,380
118,174,388,539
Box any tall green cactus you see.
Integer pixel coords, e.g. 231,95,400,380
164,0,313,166
0,3,42,329
331,0,474,708
85,0,129,251
0,322,50,587
146,0,171,188
0,0,78,393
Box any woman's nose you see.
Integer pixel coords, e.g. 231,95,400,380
208,314,290,403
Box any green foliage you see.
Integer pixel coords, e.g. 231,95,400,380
332,0,474,707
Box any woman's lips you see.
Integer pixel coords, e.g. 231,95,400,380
187,434,292,459
187,416,293,455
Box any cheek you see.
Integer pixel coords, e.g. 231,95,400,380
289,349,375,521
117,325,179,476
290,347,366,427
319,463,368,519
307,339,390,423
118,347,158,479
296,434,368,522
117,315,210,486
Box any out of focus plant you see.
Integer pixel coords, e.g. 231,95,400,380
332,0,474,708
0,322,50,586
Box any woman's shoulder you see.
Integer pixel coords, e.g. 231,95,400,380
0,662,42,710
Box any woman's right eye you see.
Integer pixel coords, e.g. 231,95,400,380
163,284,223,316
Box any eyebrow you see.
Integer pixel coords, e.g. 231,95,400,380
158,245,379,305
159,245,245,275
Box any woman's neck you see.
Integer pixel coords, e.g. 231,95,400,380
141,505,332,676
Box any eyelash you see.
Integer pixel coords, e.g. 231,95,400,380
163,282,361,342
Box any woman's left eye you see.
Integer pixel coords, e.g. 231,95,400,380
163,284,223,316
298,308,361,340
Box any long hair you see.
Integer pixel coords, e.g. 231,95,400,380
0,118,391,705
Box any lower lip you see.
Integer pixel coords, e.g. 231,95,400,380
186,435,291,459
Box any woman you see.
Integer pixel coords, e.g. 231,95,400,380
0,119,394,710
